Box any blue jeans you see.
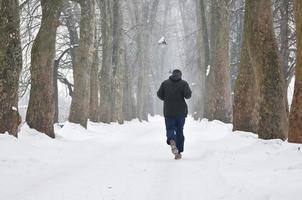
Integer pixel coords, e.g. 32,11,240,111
165,117,186,153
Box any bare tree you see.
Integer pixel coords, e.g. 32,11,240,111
69,0,96,128
98,0,113,123
111,0,124,124
26,0,62,138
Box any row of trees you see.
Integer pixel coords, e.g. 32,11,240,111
231,0,301,143
194,0,302,143
0,0,165,138
0,0,301,143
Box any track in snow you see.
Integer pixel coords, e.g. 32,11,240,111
1,116,302,200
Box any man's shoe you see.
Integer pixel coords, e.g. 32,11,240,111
175,153,182,160
169,140,178,155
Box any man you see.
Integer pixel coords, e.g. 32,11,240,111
157,69,192,160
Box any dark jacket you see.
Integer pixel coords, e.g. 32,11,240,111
157,73,192,118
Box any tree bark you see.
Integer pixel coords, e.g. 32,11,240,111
233,20,259,133
0,0,22,137
289,0,302,143
89,42,99,122
246,0,288,140
26,0,62,138
111,0,124,124
69,0,96,128
98,0,113,123
122,47,135,121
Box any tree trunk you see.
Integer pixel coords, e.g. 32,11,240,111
205,0,232,123
0,0,22,137
89,43,99,122
99,0,113,123
53,60,59,123
233,20,259,133
26,0,62,138
289,0,302,143
246,0,288,140
69,0,96,128
136,2,148,122
136,0,159,122
122,47,135,121
194,0,208,120
111,0,124,124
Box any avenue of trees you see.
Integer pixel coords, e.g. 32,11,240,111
0,0,301,143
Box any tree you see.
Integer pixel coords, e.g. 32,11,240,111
289,0,302,143
136,0,159,122
194,0,209,120
245,0,288,140
26,0,62,138
233,0,259,133
111,0,124,124
98,0,113,123
69,0,96,128
205,0,232,123
0,0,22,137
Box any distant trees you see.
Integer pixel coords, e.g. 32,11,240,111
289,0,302,143
135,0,160,122
0,0,22,137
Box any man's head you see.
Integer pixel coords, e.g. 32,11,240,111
172,69,182,77
169,69,182,81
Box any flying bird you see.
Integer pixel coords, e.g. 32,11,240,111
158,36,167,46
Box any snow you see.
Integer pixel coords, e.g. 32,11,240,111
1,116,302,200
11,106,18,111
288,76,295,107
206,65,211,76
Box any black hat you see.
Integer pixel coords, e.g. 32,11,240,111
172,69,182,76
169,69,182,82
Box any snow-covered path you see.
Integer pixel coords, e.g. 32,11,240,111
1,116,302,200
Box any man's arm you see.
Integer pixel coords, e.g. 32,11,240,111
157,83,165,101
183,81,192,99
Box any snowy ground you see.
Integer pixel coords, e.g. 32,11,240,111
1,116,302,200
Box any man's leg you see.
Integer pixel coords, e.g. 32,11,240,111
165,117,176,145
175,117,185,153
165,117,179,155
